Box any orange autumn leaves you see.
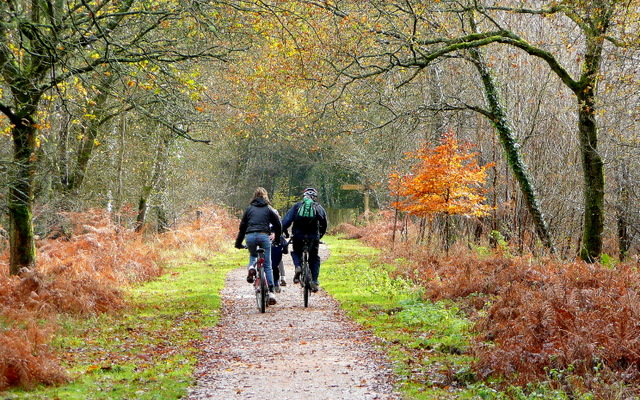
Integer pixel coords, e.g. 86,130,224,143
390,133,493,218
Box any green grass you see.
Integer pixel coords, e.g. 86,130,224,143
5,246,244,400
321,235,477,399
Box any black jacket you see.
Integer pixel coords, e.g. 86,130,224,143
235,198,282,246
282,200,328,238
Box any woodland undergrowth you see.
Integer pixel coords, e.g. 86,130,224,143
333,211,640,398
0,204,236,392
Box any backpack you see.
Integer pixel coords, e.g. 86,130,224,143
295,197,318,226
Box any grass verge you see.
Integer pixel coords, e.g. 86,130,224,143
4,246,243,400
321,235,478,399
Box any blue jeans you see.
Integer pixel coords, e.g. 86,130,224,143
245,232,274,288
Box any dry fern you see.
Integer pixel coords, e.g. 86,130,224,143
337,210,640,397
0,205,238,391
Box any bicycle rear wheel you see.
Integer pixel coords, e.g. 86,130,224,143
302,263,310,307
255,267,267,313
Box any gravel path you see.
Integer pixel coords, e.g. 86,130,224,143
186,244,401,400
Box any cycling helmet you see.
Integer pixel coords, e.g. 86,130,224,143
303,188,318,199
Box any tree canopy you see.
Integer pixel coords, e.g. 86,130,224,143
1,0,640,272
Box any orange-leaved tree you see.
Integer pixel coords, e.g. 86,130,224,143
390,133,493,248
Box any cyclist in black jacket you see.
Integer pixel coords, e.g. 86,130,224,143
282,188,328,293
235,187,282,305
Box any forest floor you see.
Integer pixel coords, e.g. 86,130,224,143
185,244,402,400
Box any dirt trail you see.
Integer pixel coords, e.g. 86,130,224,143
186,244,401,400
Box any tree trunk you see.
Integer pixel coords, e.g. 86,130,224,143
392,195,400,247
135,131,171,232
417,217,426,244
9,120,38,274
135,194,150,233
469,47,556,253
66,124,98,192
617,163,631,261
153,137,171,234
115,115,127,223
155,206,170,233
577,101,604,262
427,64,448,142
443,213,451,255
64,76,116,193
576,36,606,262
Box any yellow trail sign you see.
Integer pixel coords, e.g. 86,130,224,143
341,184,365,190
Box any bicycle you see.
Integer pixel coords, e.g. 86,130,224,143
294,237,313,307
251,247,269,313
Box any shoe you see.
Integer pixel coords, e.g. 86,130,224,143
246,267,256,283
268,291,277,305
293,266,302,284
280,279,287,287
274,284,281,293
310,281,319,293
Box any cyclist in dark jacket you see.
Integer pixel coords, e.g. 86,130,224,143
235,187,282,305
282,188,327,292
269,230,288,292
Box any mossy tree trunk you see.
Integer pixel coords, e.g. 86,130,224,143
8,110,39,274
464,5,610,261
575,34,606,262
468,46,556,254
